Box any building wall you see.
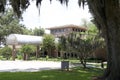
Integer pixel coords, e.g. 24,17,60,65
50,27,86,37
47,25,86,58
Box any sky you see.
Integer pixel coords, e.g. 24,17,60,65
21,0,92,29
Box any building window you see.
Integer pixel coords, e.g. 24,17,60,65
72,28,74,31
62,29,64,32
64,28,67,31
55,29,57,33
59,29,61,32
75,28,76,31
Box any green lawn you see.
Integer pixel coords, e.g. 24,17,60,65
0,67,103,80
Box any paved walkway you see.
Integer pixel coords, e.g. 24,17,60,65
0,60,62,72
0,60,103,72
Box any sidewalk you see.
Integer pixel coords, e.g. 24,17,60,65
0,60,61,72
0,60,104,72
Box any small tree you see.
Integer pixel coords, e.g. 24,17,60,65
61,23,104,68
68,32,93,68
20,44,36,60
78,38,93,68
42,34,56,57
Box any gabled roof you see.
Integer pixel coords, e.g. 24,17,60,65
47,24,87,30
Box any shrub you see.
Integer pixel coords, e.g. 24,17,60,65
20,44,36,60
0,46,12,60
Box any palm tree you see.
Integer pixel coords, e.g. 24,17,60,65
0,0,120,79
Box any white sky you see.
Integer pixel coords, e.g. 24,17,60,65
21,0,92,29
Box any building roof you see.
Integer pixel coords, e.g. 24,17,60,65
47,24,87,30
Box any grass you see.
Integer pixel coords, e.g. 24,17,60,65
0,67,103,80
37,57,80,63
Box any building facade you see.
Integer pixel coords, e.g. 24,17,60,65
46,24,87,58
47,24,87,37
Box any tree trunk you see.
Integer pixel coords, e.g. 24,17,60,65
12,45,16,61
26,54,28,60
36,45,39,60
104,26,120,80
79,54,87,68
87,0,120,79
105,16,120,80
101,61,104,69
23,53,26,60
83,60,87,68
103,1,120,80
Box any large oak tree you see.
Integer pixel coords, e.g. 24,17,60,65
0,0,120,80
0,8,24,45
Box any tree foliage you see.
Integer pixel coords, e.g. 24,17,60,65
58,36,67,51
58,23,105,68
0,0,69,18
0,0,120,79
0,46,12,60
33,27,45,36
42,34,56,57
0,9,24,43
68,32,94,68
20,44,36,60
22,28,34,35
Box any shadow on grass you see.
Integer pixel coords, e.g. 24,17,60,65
0,67,103,80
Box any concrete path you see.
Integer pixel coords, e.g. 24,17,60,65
0,60,62,72
0,60,102,72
